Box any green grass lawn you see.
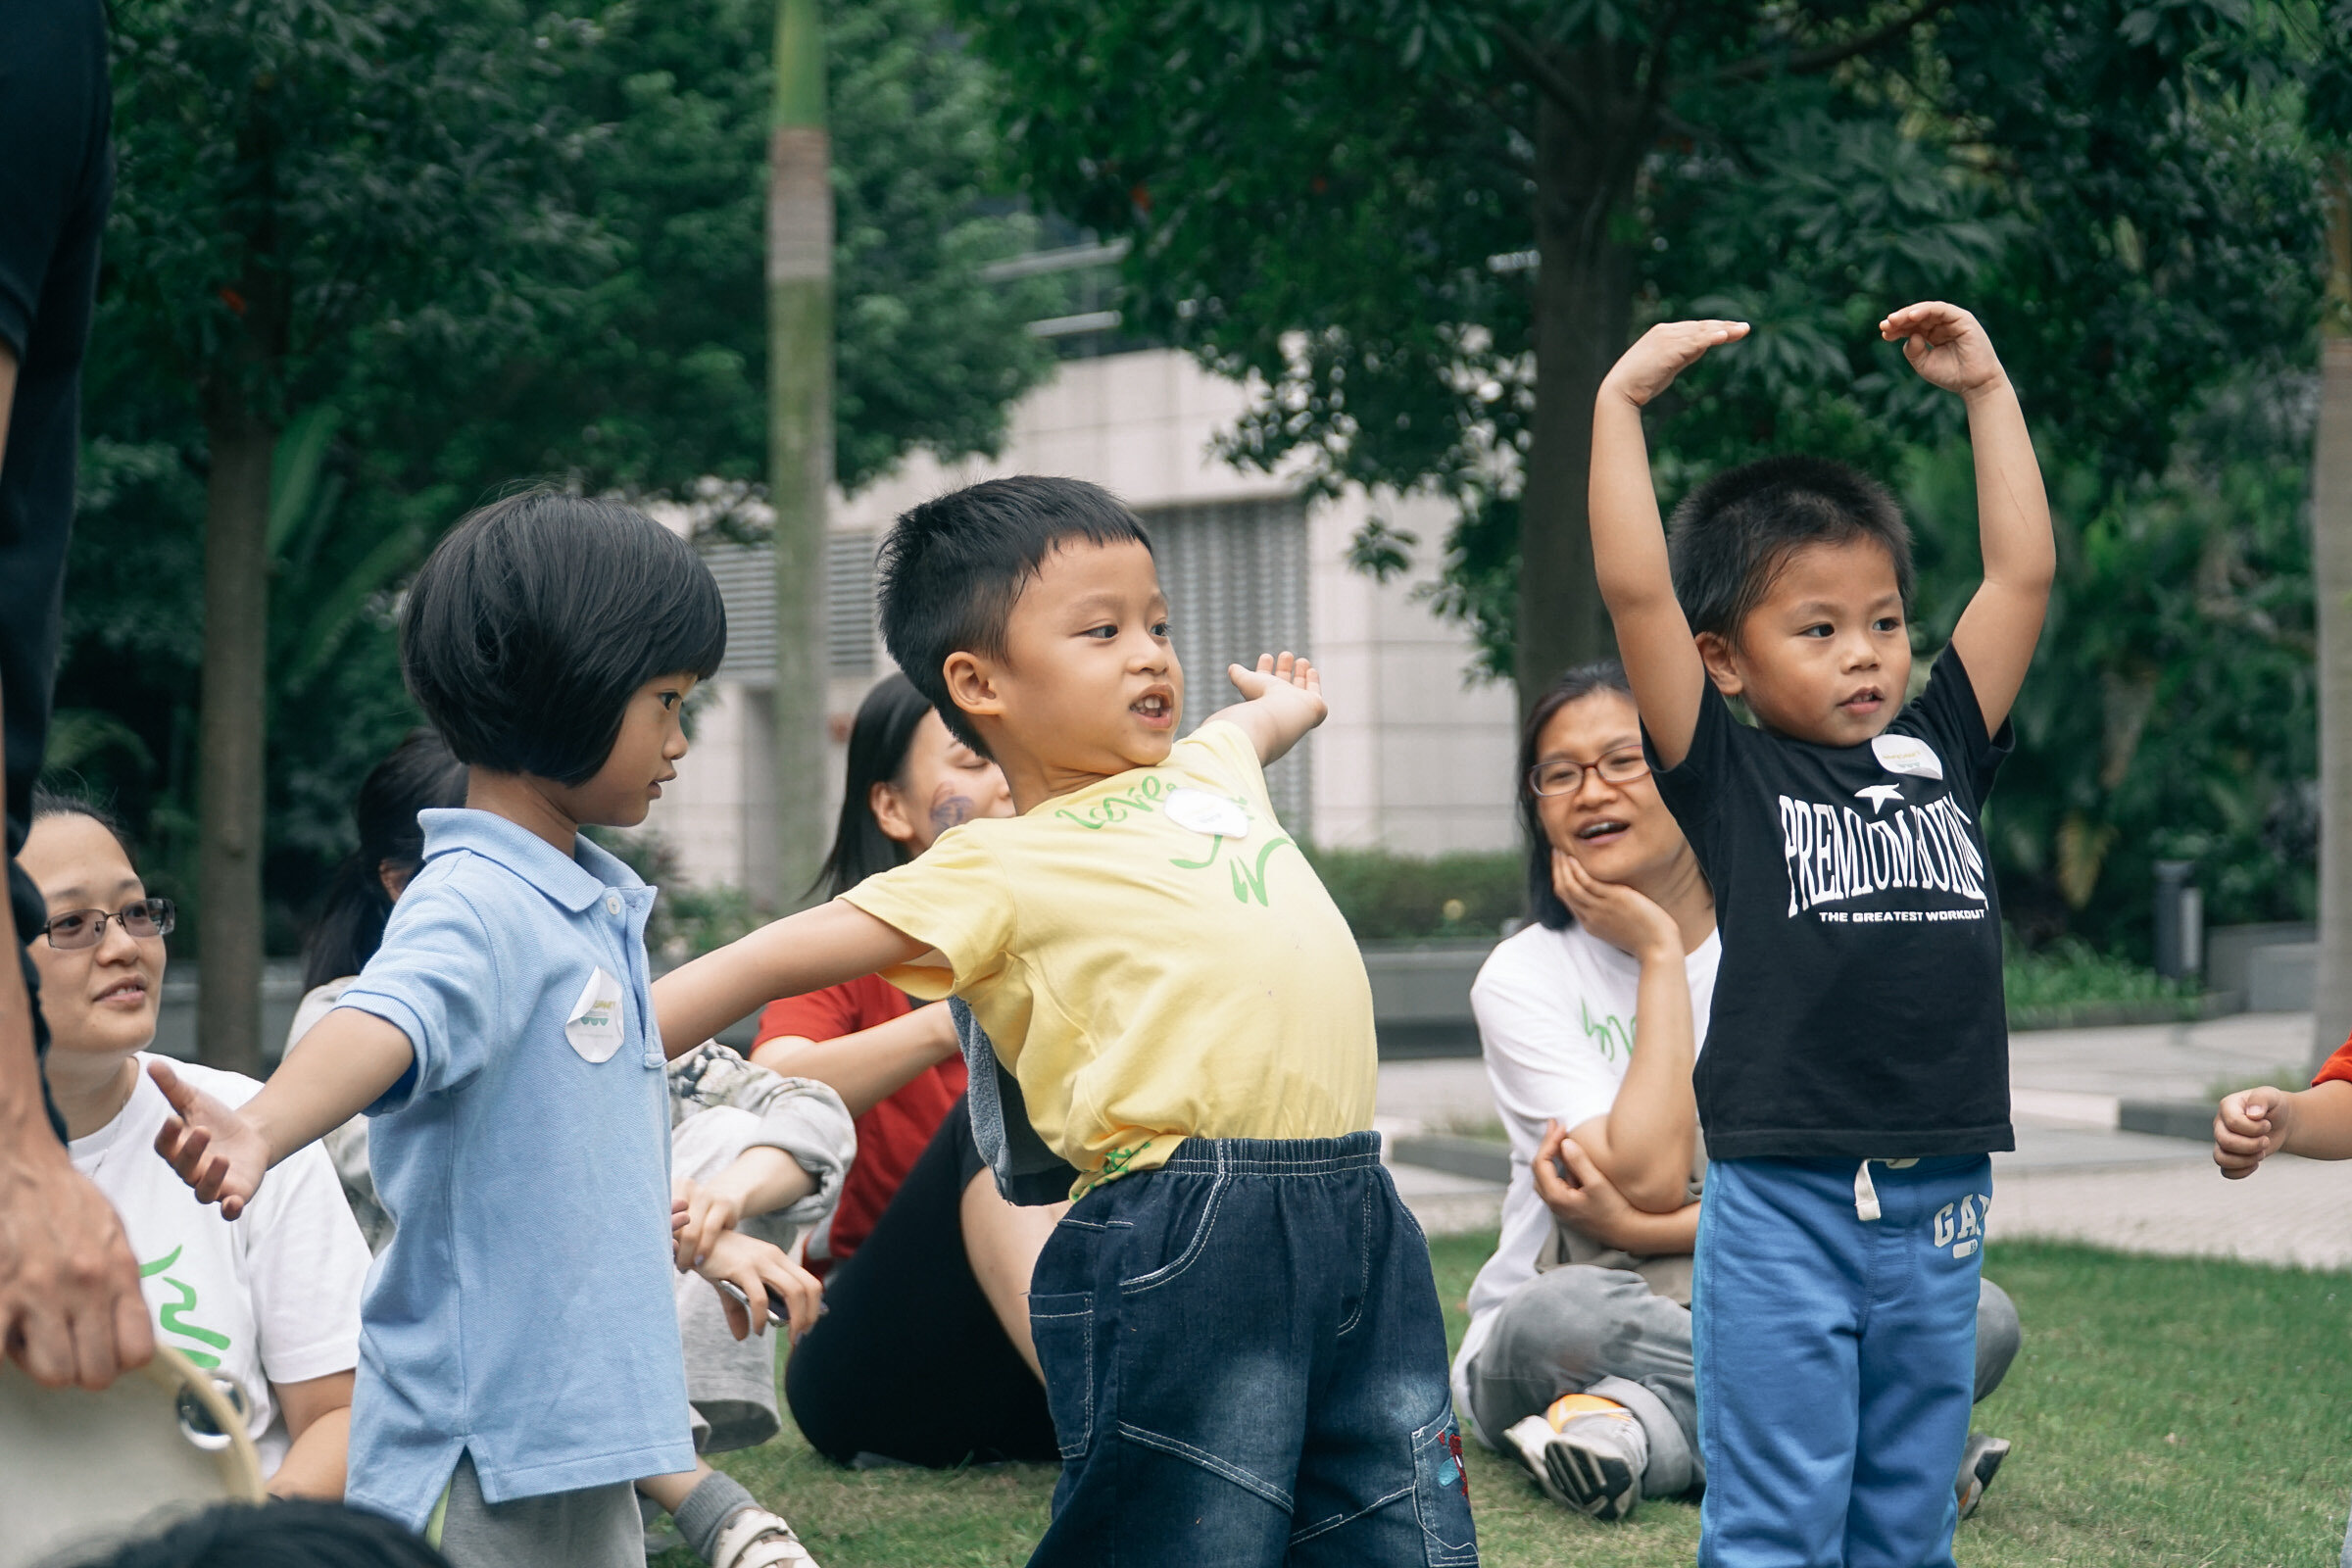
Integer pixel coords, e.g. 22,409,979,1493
666,1235,2352,1567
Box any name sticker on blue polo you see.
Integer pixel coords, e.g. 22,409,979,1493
564,966,626,1063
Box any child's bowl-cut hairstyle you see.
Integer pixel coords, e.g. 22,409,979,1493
1666,455,1914,641
402,490,726,785
875,476,1153,755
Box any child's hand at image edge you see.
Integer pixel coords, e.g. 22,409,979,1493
2214,1085,2299,1179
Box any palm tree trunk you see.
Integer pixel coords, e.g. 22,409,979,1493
196,401,273,1076
768,0,832,909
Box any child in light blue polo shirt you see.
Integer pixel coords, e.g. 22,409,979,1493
150,492,821,1568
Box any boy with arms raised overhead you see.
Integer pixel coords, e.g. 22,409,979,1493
1589,304,2053,1568
657,476,1478,1568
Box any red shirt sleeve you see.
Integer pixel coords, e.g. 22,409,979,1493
2313,1036,2352,1089
755,973,906,1046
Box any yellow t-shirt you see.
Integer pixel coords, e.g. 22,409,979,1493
839,719,1377,1196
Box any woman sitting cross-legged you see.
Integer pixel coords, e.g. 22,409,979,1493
1456,662,2020,1523
24,790,370,1499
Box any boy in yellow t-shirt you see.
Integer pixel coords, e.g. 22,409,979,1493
656,476,1477,1568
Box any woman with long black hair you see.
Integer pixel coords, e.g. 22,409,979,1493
758,672,1063,1468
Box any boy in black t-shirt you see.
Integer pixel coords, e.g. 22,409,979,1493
1588,302,2053,1567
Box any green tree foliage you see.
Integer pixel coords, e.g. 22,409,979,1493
55,0,1056,955
963,0,2336,952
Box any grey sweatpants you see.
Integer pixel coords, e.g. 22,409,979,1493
435,1452,643,1568
671,1105,794,1452
1462,1265,2021,1498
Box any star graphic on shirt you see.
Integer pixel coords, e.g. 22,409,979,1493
1854,783,1904,814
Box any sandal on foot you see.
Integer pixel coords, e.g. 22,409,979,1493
710,1508,820,1568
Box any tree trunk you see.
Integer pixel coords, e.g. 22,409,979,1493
768,0,832,910
1517,54,1645,712
196,402,274,1076
2312,163,2352,1074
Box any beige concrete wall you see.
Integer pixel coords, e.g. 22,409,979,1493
649,349,1518,901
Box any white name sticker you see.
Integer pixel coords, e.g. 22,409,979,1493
564,966,626,1063
1870,733,1944,781
1164,787,1251,839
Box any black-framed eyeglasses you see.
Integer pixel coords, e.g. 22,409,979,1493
39,898,175,951
1527,749,1651,798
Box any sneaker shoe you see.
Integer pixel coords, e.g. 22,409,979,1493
1501,1393,1648,1521
1955,1431,2011,1521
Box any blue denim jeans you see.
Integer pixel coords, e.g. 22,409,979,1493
1025,1133,1477,1568
1695,1156,1991,1568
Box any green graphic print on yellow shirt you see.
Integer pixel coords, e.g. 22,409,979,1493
844,719,1378,1196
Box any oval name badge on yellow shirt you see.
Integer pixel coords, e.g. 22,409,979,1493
1164,787,1250,839
564,966,626,1063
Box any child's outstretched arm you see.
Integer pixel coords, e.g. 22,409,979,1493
150,1009,416,1220
2213,1080,2352,1178
1591,319,1749,767
1207,652,1326,766
654,901,932,1062
1881,302,2055,735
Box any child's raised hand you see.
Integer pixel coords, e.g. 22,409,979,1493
148,1059,270,1220
1599,319,1750,409
1881,302,2008,398
1227,652,1327,726
2213,1085,2295,1179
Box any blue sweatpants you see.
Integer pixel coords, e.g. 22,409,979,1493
1693,1155,1991,1568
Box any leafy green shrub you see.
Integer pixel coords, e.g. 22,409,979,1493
2002,934,2199,1027
586,828,769,963
1302,846,1524,941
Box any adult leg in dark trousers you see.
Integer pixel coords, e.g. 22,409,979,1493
0,0,153,1392
786,1096,1057,1467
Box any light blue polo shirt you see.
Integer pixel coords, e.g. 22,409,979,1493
335,808,693,1530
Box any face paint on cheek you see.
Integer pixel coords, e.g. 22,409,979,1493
929,792,976,835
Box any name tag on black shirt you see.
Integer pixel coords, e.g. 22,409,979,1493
1645,647,2016,1161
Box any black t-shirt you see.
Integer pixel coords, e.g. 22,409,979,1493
0,0,113,847
1647,647,2015,1160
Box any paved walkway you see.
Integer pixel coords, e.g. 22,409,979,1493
1377,1012,2350,1270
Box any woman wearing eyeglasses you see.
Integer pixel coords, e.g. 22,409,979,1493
1454,662,2020,1525
20,790,369,1499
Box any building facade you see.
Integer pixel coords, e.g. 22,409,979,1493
645,348,1518,903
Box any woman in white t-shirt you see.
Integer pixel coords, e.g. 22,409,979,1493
23,793,369,1497
1455,662,2019,1525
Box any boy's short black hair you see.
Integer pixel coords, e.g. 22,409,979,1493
1666,456,1914,641
875,476,1153,754
401,489,725,785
